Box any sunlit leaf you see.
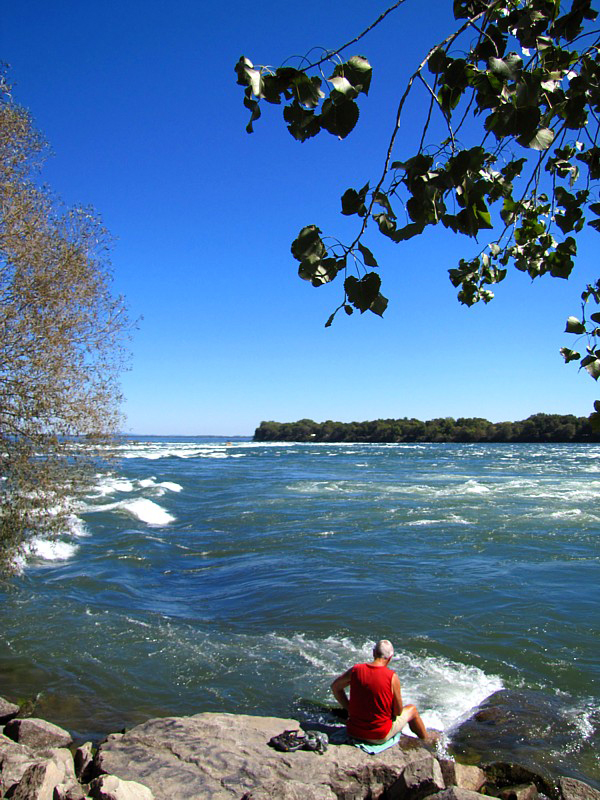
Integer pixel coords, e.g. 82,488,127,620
565,316,586,334
521,127,555,151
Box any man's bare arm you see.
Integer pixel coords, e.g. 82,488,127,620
331,669,352,712
391,672,403,718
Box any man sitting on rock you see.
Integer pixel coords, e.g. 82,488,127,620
331,639,436,744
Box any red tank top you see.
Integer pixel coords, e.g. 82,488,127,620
347,663,394,740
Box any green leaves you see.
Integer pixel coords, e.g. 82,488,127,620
453,0,488,21
292,225,336,285
341,184,369,217
565,316,586,334
320,97,360,139
237,4,600,414
563,281,600,385
291,226,385,321
284,102,320,141
488,54,523,80
357,242,378,267
330,56,372,96
581,353,600,379
344,273,387,316
235,54,370,140
560,346,581,363
522,127,555,151
554,187,587,234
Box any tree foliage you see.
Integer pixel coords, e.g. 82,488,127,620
235,0,600,423
0,67,130,575
254,412,599,442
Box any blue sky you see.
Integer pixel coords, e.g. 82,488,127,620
3,0,598,435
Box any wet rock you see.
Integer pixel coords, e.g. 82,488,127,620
0,696,19,724
8,746,78,800
0,732,38,795
439,760,486,792
330,762,419,800
450,690,591,790
40,747,77,786
89,774,154,800
243,778,335,800
5,717,73,749
53,784,89,800
559,777,600,800
393,755,446,800
94,712,436,800
484,762,554,797
429,790,489,800
392,753,445,800
498,784,539,800
10,759,66,800
74,741,96,782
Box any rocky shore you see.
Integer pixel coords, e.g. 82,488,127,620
1,695,599,800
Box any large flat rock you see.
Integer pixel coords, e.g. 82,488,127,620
95,713,436,800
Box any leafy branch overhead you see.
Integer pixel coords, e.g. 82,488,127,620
235,0,600,408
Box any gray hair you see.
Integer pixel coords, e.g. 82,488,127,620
373,639,394,659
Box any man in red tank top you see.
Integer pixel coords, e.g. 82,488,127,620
331,639,433,744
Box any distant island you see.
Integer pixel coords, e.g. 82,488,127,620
254,413,600,443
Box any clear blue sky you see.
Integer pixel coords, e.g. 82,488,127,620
3,0,598,434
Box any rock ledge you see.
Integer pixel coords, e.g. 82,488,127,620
1,700,600,800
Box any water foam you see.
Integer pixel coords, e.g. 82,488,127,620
267,633,503,734
90,475,183,498
13,508,88,571
87,498,175,526
27,538,79,561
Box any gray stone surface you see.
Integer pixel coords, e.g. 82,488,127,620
439,761,486,792
429,790,489,800
0,732,38,795
392,753,445,800
94,712,435,800
0,695,19,724
11,759,66,800
89,774,154,800
41,747,77,786
75,741,95,782
498,785,539,800
559,777,600,800
5,717,73,749
53,784,90,800
2,744,77,800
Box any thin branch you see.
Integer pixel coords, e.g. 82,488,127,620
350,4,496,249
417,77,438,153
417,73,456,151
304,0,410,71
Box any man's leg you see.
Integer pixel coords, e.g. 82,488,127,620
386,704,432,741
358,704,434,744
400,704,428,739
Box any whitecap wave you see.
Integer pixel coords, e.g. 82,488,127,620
85,497,175,526
267,632,503,734
89,475,183,499
461,480,492,495
12,508,88,571
27,538,79,561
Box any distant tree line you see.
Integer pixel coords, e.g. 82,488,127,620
254,414,599,443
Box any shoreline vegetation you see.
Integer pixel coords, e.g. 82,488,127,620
254,413,600,443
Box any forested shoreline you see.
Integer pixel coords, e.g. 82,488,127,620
254,414,600,443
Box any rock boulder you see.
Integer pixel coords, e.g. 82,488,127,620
94,713,439,800
4,717,73,750
0,696,19,725
559,777,600,800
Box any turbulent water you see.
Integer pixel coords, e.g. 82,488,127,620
1,438,598,785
